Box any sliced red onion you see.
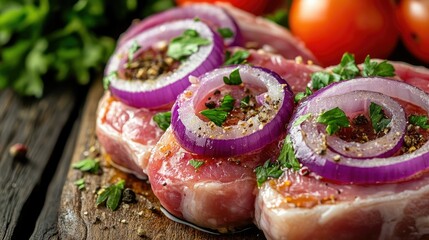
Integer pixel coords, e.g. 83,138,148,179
303,90,406,159
118,4,242,47
289,77,429,184
171,65,294,157
105,19,224,109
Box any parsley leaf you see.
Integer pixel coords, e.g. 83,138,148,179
224,50,250,65
189,159,204,169
74,178,85,190
317,107,350,135
153,111,171,131
72,158,100,174
293,113,311,127
240,95,250,107
200,94,235,126
332,52,360,80
128,40,140,62
311,72,337,90
217,27,234,39
362,56,395,77
294,87,313,103
278,135,301,171
369,102,391,133
96,179,125,211
199,109,228,126
103,71,117,90
223,68,242,85
167,29,211,60
255,160,283,187
409,115,429,129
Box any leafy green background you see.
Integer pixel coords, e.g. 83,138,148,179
0,0,174,97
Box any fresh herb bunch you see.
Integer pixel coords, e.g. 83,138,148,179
0,0,174,97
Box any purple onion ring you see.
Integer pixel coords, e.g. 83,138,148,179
105,19,224,109
171,65,294,157
289,77,429,184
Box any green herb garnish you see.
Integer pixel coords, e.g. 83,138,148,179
331,52,360,80
200,94,235,126
317,107,350,135
294,87,313,103
409,115,429,129
189,159,204,169
278,135,301,171
254,135,301,187
96,179,125,211
310,53,395,90
223,68,242,85
74,178,85,190
255,160,283,187
167,29,211,60
153,111,171,131
293,113,311,127
103,71,117,90
72,158,100,174
369,102,391,133
128,40,140,62
362,56,395,77
311,72,338,90
217,27,234,39
224,50,250,65
240,95,250,107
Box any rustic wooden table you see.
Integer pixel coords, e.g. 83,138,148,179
1,43,426,240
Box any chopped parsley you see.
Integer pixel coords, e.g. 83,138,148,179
96,179,125,211
103,71,117,90
369,102,391,133
331,52,360,80
72,158,100,174
293,113,311,127
189,159,204,169
294,87,313,103
310,53,395,90
317,107,350,135
224,50,250,65
217,27,234,39
128,40,140,62
223,68,242,85
153,111,171,131
362,56,395,77
409,115,429,129
255,160,283,187
255,135,300,187
200,94,235,126
74,178,85,190
167,29,211,60
311,71,338,90
278,135,301,171
240,95,250,107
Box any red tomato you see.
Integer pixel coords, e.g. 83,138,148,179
289,0,399,66
175,0,269,16
396,0,429,64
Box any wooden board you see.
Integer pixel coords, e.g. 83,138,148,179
0,85,78,240
58,81,266,240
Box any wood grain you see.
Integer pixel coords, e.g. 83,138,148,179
58,82,266,240
0,86,76,240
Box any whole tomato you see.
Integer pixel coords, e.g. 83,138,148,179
396,0,429,64
289,0,399,66
175,0,269,16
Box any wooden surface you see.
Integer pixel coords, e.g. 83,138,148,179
0,83,85,240
57,81,265,240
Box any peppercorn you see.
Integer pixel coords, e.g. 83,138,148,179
122,188,137,203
